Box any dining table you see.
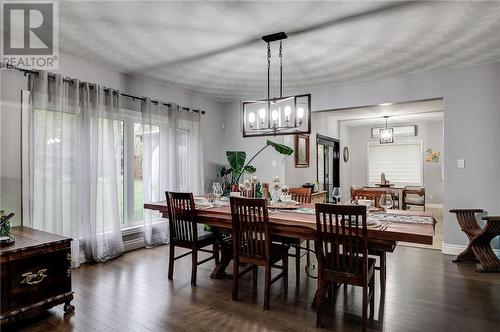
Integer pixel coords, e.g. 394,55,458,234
144,200,435,279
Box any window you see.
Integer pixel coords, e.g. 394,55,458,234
367,141,423,186
176,128,189,191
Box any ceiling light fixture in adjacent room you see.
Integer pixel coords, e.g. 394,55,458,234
242,32,311,137
379,116,394,144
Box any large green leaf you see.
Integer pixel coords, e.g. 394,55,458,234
226,151,246,174
267,140,293,156
244,165,256,174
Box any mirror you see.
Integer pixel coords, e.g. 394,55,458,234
295,134,310,167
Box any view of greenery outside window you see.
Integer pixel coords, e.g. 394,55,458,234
133,123,160,222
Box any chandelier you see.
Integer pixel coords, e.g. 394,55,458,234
242,32,311,137
379,116,394,144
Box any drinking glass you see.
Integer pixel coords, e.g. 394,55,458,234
379,194,393,212
332,187,342,204
212,182,223,201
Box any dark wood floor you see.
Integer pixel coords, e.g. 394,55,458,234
9,245,500,332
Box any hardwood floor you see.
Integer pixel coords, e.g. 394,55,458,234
8,245,500,332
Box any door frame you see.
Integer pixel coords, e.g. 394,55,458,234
316,134,340,202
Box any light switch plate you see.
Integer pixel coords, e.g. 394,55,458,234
272,160,277,168
457,159,465,169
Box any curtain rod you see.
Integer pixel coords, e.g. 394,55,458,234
1,63,206,115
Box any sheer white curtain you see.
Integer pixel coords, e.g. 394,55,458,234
141,100,204,247
29,73,81,265
29,73,124,266
78,84,124,262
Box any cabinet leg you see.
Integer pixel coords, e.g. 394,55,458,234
64,295,75,313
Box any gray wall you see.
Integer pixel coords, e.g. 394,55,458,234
222,62,500,249
309,63,500,249
0,51,226,226
346,120,443,205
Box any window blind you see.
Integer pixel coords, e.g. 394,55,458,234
368,142,422,185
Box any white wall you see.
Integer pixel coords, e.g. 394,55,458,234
0,51,226,226
222,62,500,249
345,120,443,204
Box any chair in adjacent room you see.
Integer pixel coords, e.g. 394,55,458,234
166,191,219,286
314,204,375,331
230,196,289,310
403,186,426,211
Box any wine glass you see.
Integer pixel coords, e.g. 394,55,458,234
379,194,393,212
332,187,342,204
212,182,223,201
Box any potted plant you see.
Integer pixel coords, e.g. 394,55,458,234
220,140,293,195
0,210,15,245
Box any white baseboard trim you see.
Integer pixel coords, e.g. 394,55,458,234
442,242,500,256
426,203,443,209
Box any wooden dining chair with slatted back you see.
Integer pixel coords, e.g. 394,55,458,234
350,187,391,290
315,204,375,331
351,188,384,208
230,196,289,310
166,192,219,286
272,187,312,284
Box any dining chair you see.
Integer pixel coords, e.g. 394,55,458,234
289,187,312,203
351,188,383,208
166,191,219,286
314,204,375,330
273,187,312,284
230,196,289,310
403,186,426,211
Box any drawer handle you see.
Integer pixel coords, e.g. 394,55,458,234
21,269,48,286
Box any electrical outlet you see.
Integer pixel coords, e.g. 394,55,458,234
457,159,465,169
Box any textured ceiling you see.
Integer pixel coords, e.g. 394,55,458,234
59,1,500,101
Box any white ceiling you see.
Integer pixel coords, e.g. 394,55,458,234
59,1,500,101
330,98,444,127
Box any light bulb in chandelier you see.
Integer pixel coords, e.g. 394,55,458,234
284,105,291,123
248,112,255,127
271,109,279,123
297,107,304,124
259,108,266,124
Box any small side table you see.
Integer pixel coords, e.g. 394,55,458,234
450,209,500,272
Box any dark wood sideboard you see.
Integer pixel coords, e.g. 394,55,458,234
0,226,74,325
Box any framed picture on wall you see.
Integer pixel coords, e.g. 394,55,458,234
295,134,310,168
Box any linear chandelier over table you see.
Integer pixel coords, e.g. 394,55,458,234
242,32,311,137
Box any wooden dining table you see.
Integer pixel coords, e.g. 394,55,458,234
144,201,434,279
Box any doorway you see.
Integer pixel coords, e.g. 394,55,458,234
317,134,340,202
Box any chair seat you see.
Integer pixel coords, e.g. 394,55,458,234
239,242,289,265
405,197,424,205
322,254,376,284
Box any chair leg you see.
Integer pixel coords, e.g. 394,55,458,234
380,251,386,292
316,280,325,328
232,259,239,301
369,276,375,317
295,245,300,283
283,255,289,293
264,264,271,310
362,282,368,332
168,244,175,280
191,248,198,286
213,242,220,265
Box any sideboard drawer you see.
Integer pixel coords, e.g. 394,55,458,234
9,253,51,309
